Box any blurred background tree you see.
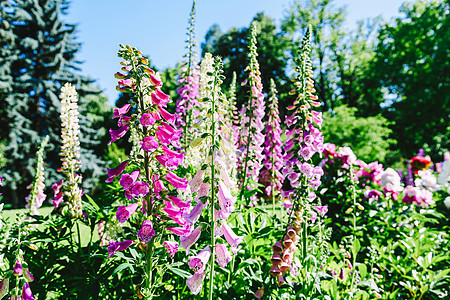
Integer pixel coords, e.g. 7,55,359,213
0,0,109,207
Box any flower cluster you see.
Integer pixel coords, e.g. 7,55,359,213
25,136,49,215
175,0,200,149
181,56,241,295
355,160,384,186
402,185,434,207
237,23,266,203
105,45,190,296
262,79,284,198
270,26,325,283
57,83,84,218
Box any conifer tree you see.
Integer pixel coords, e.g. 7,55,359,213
0,0,105,206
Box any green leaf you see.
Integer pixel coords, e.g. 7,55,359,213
112,263,134,276
85,194,100,212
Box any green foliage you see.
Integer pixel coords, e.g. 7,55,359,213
322,105,396,163
202,12,291,120
370,0,450,159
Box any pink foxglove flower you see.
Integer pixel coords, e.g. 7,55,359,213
119,170,140,190
188,246,211,273
13,260,23,276
186,270,206,295
141,136,159,153
105,160,129,183
184,201,206,225
222,222,243,254
163,241,179,258
132,181,149,197
22,282,35,300
113,104,131,119
108,125,130,145
165,171,188,190
215,243,232,267
116,202,139,223
138,220,155,243
180,226,201,255
140,113,156,127
107,240,134,258
167,195,191,210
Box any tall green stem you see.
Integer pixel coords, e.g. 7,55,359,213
208,71,217,300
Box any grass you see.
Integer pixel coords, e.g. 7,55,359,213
1,205,99,247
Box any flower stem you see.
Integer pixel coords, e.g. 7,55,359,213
208,72,217,300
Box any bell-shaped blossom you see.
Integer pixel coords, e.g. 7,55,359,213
221,222,243,253
184,201,206,225
189,168,205,193
118,116,132,127
105,160,129,183
163,201,187,226
116,202,139,223
165,171,188,190
0,278,9,299
157,106,176,124
107,240,134,258
141,136,159,153
140,113,156,127
215,243,232,267
180,225,201,254
22,282,35,300
188,246,211,273
186,271,206,295
194,182,210,203
163,241,179,258
13,260,23,276
108,125,130,145
166,223,191,237
218,181,236,216
113,103,131,119
168,195,191,210
119,170,140,190
23,268,34,282
132,181,150,197
313,206,328,217
138,220,155,243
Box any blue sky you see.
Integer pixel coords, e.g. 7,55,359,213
65,0,406,104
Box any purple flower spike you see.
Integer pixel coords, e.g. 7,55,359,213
108,125,130,145
107,240,134,258
113,104,131,119
188,246,211,273
180,226,201,255
105,160,129,183
163,241,179,258
116,202,139,223
138,220,155,243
